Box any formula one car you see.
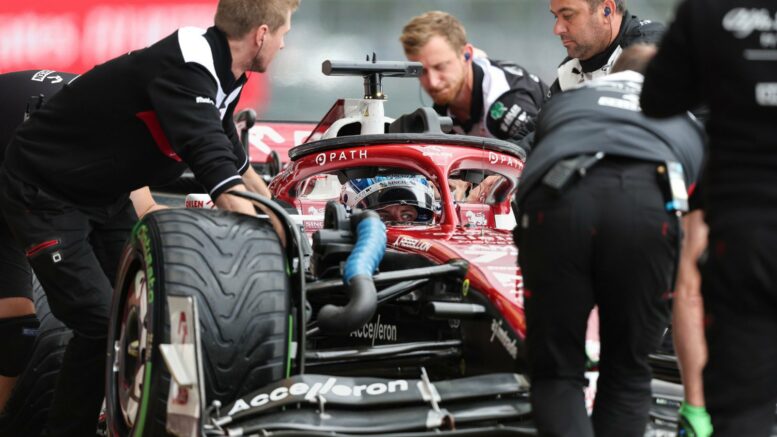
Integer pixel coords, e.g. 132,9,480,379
104,59,534,437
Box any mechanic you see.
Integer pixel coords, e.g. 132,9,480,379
343,176,436,224
549,0,664,94
0,0,298,434
400,11,549,143
0,70,167,415
513,45,705,437
642,1,777,435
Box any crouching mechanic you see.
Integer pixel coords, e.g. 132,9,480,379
342,176,437,224
0,0,298,434
512,45,705,436
400,11,549,146
0,70,166,414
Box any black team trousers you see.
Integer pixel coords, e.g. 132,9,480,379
0,168,136,436
515,158,678,437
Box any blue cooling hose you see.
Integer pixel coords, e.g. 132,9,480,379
343,214,387,284
317,211,386,334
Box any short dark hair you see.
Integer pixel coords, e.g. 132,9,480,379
586,0,625,14
611,44,657,74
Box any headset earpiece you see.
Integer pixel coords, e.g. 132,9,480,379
604,6,611,17
464,52,471,61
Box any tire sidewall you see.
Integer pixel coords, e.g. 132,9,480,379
106,219,168,437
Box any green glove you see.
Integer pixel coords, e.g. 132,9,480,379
677,401,713,437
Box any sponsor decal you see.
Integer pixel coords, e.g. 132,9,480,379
421,145,453,159
490,319,518,360
449,232,515,244
503,65,525,77
584,371,599,414
303,220,324,231
597,96,640,112
759,33,777,49
135,224,156,304
393,235,432,252
249,125,285,155
756,83,777,106
195,96,215,105
31,70,55,82
723,8,777,39
185,200,210,208
351,178,429,206
315,149,367,166
349,314,398,345
489,101,507,120
465,210,487,226
487,151,522,168
177,312,188,344
185,194,214,209
622,94,640,103
227,377,410,416
307,206,324,215
170,310,191,405
500,104,526,136
595,79,642,95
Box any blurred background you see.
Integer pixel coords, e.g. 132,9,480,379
1,0,681,121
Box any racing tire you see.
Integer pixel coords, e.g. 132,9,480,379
0,276,73,437
105,209,290,436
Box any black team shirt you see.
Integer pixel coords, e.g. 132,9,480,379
642,0,777,226
3,26,249,206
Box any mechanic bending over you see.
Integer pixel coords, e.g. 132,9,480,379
400,11,549,144
549,0,664,95
642,1,777,435
0,0,298,434
0,70,167,414
513,45,705,437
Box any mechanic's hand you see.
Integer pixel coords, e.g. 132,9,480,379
448,179,472,202
215,185,258,216
216,185,288,247
242,166,272,198
130,186,168,218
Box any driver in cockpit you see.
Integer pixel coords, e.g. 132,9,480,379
341,176,436,224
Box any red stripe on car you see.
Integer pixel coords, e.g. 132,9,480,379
136,111,182,162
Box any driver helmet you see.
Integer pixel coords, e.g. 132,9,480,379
341,175,436,223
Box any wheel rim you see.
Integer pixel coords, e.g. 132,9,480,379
114,270,149,429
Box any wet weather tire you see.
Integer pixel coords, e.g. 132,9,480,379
106,209,290,436
0,277,72,437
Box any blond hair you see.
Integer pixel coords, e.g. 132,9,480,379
215,0,300,39
400,11,467,56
